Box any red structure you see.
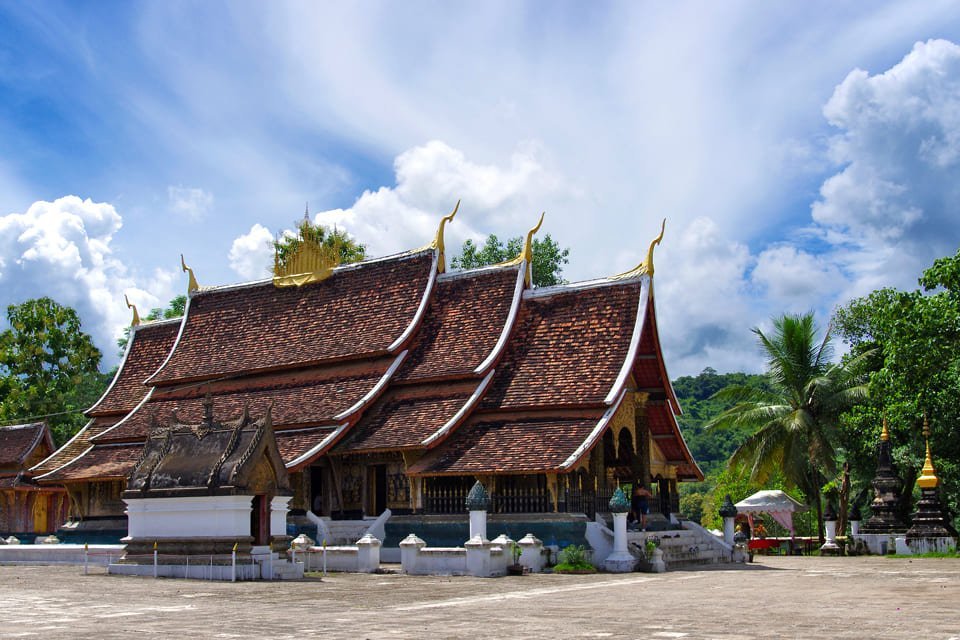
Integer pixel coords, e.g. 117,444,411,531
0,422,67,536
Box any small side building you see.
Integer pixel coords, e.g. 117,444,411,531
122,397,292,557
0,422,67,538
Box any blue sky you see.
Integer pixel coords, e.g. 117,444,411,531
2,1,960,376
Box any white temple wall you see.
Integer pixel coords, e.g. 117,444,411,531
125,495,252,539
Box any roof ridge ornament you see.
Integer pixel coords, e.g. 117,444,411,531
272,221,342,288
180,254,200,293
430,200,459,274
124,294,140,327
610,219,666,281
498,211,545,286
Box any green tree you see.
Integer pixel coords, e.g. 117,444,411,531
0,298,108,445
451,233,570,287
706,313,869,542
116,295,187,357
833,248,960,529
274,218,366,271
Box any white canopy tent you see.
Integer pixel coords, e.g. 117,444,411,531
735,490,809,536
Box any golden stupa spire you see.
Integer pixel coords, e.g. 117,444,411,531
431,200,459,274
880,417,890,442
612,219,666,280
917,415,939,489
180,254,200,293
124,294,140,327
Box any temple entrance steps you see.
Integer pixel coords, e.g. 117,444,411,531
306,509,391,545
627,529,727,569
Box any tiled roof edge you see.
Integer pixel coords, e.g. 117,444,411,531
421,369,496,448
285,422,350,470
333,350,409,421
558,388,626,471
34,444,94,482
473,266,526,374
143,295,194,386
89,388,155,443
603,276,650,405
388,251,439,352
30,419,93,473
437,261,521,282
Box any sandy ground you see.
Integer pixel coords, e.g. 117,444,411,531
1,556,958,639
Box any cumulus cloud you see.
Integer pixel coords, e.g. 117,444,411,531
752,245,845,310
227,140,574,279
0,196,177,366
228,223,274,280
168,185,214,220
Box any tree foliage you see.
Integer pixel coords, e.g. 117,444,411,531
704,314,869,541
0,298,108,445
451,233,570,287
833,248,960,529
274,218,366,270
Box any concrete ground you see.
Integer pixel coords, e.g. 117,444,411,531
1,556,958,639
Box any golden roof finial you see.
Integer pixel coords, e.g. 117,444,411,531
880,416,890,442
124,294,140,327
180,254,199,293
431,200,459,274
611,219,666,280
917,415,939,489
272,224,341,288
494,212,546,286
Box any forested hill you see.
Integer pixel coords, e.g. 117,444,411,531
671,368,769,476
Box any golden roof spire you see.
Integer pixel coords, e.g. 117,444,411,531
180,254,200,293
498,212,545,286
124,294,140,327
917,415,939,489
611,219,666,280
880,417,890,442
431,200,459,274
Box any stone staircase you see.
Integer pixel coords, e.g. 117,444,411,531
625,521,734,570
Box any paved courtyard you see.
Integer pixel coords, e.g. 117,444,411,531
1,556,958,639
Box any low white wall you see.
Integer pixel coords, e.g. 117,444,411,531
126,495,252,539
0,544,124,566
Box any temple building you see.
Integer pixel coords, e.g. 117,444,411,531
0,422,67,537
33,208,701,544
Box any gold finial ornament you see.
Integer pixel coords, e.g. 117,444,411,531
180,254,200,293
611,219,666,280
431,200,459,274
498,212,546,286
880,417,890,442
124,294,140,327
917,415,939,489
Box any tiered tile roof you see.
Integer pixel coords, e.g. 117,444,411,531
0,422,50,469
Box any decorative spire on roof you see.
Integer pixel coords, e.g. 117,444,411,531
272,220,343,288
429,200,459,274
880,416,890,442
611,219,666,280
917,415,939,490
124,294,140,327
498,212,545,286
180,254,200,293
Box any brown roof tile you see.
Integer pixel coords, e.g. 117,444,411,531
276,427,337,468
395,267,519,381
31,419,115,476
95,361,391,443
149,252,435,385
335,382,478,453
407,414,604,475
39,444,142,482
87,320,180,416
0,422,49,469
480,281,641,410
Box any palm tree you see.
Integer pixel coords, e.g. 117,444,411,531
706,313,868,542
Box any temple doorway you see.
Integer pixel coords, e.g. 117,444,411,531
657,477,671,518
370,465,387,515
310,466,325,515
250,494,269,545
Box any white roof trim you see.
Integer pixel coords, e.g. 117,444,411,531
559,388,626,470
421,369,496,448
437,262,518,281
29,419,93,473
33,445,94,481
90,388,155,442
333,350,408,421
285,422,350,469
525,273,648,299
473,265,526,374
388,250,439,352
603,277,650,405
144,295,194,385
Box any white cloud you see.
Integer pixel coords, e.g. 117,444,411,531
167,185,214,220
228,223,274,280
0,196,177,366
752,245,845,311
